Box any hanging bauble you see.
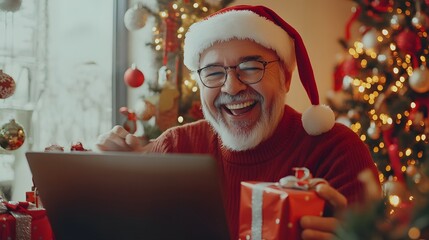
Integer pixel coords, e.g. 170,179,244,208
0,70,16,99
124,4,149,31
367,121,381,139
362,28,379,50
409,66,429,93
390,14,406,30
124,64,144,88
0,0,22,12
395,29,422,55
333,57,360,91
0,119,25,150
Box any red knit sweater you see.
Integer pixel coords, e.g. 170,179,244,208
149,105,380,239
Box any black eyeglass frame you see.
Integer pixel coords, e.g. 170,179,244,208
196,59,280,88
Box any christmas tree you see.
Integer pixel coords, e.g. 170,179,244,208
329,0,429,184
329,0,429,238
121,0,233,140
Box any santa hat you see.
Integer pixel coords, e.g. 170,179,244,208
184,5,335,135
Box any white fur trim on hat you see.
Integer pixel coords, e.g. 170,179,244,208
184,10,296,72
302,105,336,136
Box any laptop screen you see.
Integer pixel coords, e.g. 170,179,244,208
26,151,230,240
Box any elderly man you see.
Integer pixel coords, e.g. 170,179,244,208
97,5,380,240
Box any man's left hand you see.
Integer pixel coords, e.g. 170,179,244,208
300,183,347,240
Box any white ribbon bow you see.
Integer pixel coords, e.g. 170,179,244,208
278,167,328,190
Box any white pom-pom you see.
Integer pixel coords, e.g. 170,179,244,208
302,105,335,136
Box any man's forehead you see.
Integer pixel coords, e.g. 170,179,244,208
199,40,278,64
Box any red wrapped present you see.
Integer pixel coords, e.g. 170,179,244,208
239,168,327,240
0,201,54,240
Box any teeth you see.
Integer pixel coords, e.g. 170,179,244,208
225,101,254,110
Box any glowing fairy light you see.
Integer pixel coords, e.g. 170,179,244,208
178,116,184,123
389,195,401,207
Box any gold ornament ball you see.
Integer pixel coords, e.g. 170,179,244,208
0,119,26,150
409,66,429,93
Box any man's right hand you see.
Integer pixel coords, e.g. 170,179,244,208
96,125,147,152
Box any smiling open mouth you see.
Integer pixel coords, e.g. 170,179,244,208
223,100,257,116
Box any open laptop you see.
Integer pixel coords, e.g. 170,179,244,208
25,151,230,240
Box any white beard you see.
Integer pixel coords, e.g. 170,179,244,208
201,87,287,152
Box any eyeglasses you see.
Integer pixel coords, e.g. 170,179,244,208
196,59,280,88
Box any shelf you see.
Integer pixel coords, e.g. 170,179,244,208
0,103,35,112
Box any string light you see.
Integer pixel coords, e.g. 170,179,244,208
177,116,184,123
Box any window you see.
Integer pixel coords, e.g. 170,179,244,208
0,0,116,201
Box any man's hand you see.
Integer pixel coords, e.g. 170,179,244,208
300,183,347,240
96,125,147,152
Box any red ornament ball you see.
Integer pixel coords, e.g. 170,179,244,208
0,70,16,99
124,65,145,88
333,57,360,91
395,29,421,55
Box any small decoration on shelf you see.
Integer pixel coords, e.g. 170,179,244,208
44,144,64,152
0,119,25,151
70,142,90,151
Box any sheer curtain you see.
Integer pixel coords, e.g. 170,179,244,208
0,0,115,201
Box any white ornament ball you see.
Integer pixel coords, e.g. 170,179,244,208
409,66,429,93
124,5,149,31
362,29,379,50
0,0,22,12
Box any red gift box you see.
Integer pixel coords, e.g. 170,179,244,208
0,201,54,240
239,168,326,240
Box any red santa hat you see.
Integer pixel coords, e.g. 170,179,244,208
184,5,335,135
